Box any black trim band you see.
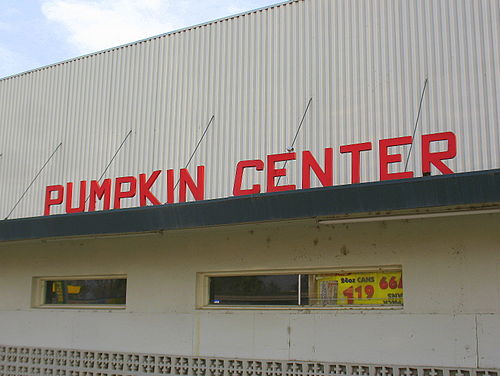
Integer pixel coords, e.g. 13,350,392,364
1,169,499,242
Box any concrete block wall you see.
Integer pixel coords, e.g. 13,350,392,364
0,213,499,368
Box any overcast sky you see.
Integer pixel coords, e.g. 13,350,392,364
0,0,278,79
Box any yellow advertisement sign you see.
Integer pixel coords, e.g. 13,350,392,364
67,285,81,294
315,271,403,306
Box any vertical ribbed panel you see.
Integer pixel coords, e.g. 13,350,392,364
0,0,499,219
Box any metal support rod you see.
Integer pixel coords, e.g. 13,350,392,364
85,129,133,203
5,142,63,220
277,98,313,186
174,115,215,191
290,98,313,150
405,78,428,172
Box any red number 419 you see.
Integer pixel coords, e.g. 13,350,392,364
342,285,375,304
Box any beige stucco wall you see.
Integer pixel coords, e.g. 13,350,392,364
0,213,499,368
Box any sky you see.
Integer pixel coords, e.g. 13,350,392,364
0,0,279,79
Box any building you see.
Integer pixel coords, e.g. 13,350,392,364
0,0,499,375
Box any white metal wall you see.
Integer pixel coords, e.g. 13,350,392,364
0,0,499,219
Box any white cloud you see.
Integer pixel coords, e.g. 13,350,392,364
0,44,34,78
0,45,19,77
41,0,182,54
0,21,11,31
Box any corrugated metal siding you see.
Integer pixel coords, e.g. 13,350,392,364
0,0,499,219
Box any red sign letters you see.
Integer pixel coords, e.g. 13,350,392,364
44,131,456,215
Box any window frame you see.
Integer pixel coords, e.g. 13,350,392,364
32,274,127,310
196,266,403,310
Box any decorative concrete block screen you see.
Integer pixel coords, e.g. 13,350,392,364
0,345,498,376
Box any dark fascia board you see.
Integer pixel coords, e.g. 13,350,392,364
1,169,499,242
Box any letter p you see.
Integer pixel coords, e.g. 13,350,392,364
44,185,64,215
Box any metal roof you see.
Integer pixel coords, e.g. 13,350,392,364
2,0,498,220
1,169,499,243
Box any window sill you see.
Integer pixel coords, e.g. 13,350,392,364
198,305,403,311
33,305,126,310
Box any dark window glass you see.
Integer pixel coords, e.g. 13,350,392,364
44,279,126,305
209,275,309,306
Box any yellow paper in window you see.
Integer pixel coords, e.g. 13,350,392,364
67,285,81,294
315,271,403,306
52,281,65,303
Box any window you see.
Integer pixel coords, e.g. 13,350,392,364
200,267,403,308
210,274,309,306
33,275,127,308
